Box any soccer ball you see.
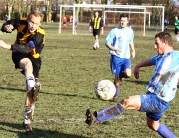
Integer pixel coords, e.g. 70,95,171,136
95,80,116,100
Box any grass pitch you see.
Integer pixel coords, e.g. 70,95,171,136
0,22,178,138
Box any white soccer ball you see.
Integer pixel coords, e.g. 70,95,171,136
95,80,116,100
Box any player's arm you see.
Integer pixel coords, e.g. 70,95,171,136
106,44,120,54
33,31,45,54
1,18,20,33
89,19,93,32
129,41,135,58
101,27,104,35
134,59,152,79
0,40,35,53
0,40,11,49
100,18,104,34
105,29,120,54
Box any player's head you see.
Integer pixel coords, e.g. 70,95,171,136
154,32,173,54
119,14,129,28
94,11,99,17
27,10,44,33
175,16,178,20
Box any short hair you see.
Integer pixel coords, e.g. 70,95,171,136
27,10,44,23
119,14,129,20
155,31,173,47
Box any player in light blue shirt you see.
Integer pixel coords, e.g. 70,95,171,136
105,13,135,101
146,51,179,102
85,32,177,138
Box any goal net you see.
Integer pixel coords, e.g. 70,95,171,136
59,4,165,37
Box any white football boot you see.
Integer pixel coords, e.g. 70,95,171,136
93,41,97,50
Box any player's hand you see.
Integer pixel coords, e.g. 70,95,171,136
4,24,14,32
131,51,135,58
134,65,140,79
89,27,92,33
0,40,11,49
114,49,120,54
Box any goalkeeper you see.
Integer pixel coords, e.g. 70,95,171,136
0,10,45,135
86,31,177,138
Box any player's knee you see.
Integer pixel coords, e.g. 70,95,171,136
125,72,131,78
20,58,32,68
114,81,120,86
119,96,130,108
147,123,156,131
124,70,131,78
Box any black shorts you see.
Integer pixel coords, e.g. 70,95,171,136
12,52,41,78
93,29,100,36
175,28,179,34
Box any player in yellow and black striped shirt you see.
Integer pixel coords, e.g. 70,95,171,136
89,11,104,50
0,10,45,135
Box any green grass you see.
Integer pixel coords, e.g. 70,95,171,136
0,22,179,138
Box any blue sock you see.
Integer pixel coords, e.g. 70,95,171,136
157,123,176,138
114,86,120,97
95,104,124,123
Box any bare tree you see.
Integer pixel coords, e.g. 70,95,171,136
5,0,15,19
16,0,33,18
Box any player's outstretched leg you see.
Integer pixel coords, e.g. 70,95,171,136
85,104,124,126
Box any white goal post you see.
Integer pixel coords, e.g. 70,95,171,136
58,4,165,36
59,5,147,34
104,11,151,28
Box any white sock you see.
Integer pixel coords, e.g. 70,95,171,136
24,106,32,124
96,41,99,48
26,76,35,90
94,41,97,48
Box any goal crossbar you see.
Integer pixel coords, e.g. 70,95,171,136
58,4,165,36
104,11,151,28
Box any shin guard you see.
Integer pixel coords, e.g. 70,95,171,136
24,106,32,124
95,104,124,123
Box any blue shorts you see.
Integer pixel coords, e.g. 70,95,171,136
139,92,170,121
110,55,131,75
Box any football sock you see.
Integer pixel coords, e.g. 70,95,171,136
114,86,120,97
157,123,176,138
95,104,124,123
26,76,35,91
24,106,32,124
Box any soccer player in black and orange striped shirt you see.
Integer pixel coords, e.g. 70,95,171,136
89,11,104,50
0,10,45,135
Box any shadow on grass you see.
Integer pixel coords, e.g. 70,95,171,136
0,86,98,100
125,79,149,85
0,121,88,138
